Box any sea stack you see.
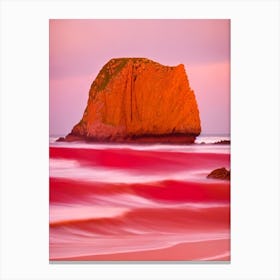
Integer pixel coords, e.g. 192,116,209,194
64,58,201,143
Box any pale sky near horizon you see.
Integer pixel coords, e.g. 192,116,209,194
50,19,230,136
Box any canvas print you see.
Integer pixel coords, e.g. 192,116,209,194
49,19,230,261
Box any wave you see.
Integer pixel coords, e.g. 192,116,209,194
49,158,229,184
50,139,230,154
50,178,230,205
50,205,229,260
49,147,230,184
50,190,229,226
50,204,129,224
49,145,230,261
50,234,229,261
50,204,229,230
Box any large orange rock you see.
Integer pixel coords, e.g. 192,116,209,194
65,58,201,143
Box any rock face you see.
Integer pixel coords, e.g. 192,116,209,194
65,58,201,143
207,168,230,180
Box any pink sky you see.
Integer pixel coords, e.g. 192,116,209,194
50,19,230,136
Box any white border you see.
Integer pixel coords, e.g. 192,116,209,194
1,1,279,279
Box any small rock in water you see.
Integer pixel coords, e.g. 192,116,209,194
207,167,230,180
56,137,65,142
213,140,230,145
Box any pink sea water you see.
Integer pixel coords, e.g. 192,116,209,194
49,139,230,261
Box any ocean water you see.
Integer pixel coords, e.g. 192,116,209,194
50,135,230,145
49,136,230,261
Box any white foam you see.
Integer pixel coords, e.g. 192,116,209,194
87,193,229,209
49,138,230,154
50,204,128,224
195,135,230,144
